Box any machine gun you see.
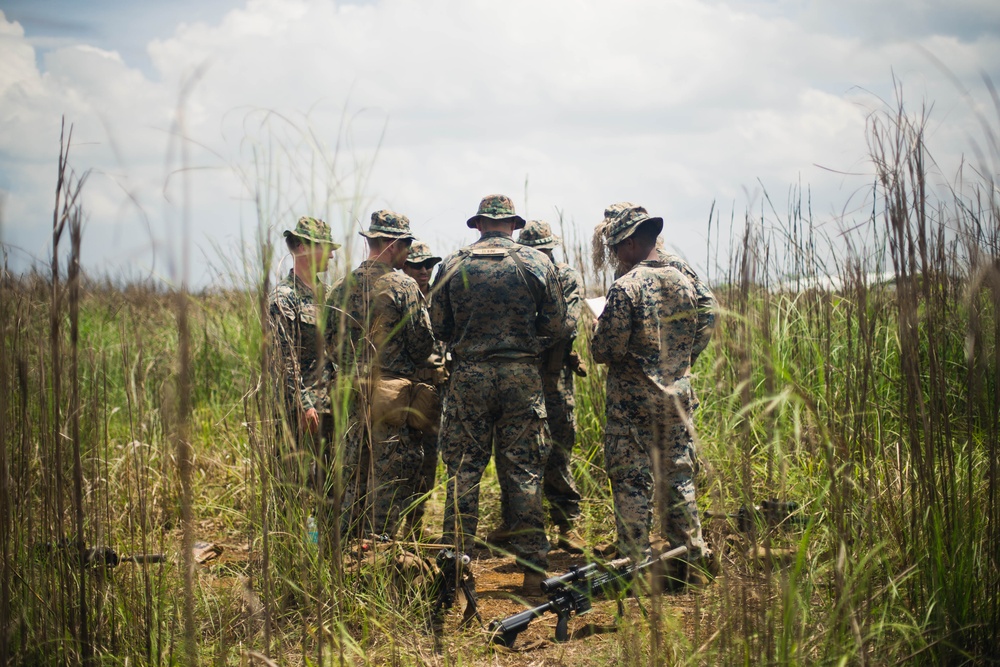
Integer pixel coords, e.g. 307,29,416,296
488,545,687,648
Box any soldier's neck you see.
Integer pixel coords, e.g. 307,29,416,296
292,260,317,293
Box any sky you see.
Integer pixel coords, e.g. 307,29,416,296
1,0,999,288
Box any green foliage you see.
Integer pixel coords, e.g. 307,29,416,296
4,100,1000,665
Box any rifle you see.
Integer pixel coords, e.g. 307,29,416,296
488,545,687,648
32,541,166,569
81,547,167,568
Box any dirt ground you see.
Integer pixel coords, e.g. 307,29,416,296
192,518,720,666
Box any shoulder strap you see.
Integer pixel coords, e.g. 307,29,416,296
507,247,544,305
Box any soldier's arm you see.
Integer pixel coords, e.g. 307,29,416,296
326,276,357,370
269,300,317,412
591,284,632,365
690,273,716,363
536,262,568,341
430,258,456,343
666,257,716,364
561,265,582,338
399,280,435,363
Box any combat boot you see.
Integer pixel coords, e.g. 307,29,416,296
486,524,513,550
555,524,586,554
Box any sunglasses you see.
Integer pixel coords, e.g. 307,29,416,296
407,260,437,270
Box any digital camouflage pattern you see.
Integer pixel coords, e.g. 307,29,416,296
431,232,565,362
440,361,550,564
591,259,710,561
329,260,433,378
360,209,417,240
541,261,583,527
404,339,447,534
657,249,717,363
602,203,663,247
403,239,445,534
405,240,442,266
432,228,567,568
465,193,526,229
592,203,717,358
268,270,332,424
283,215,340,247
330,258,434,538
517,219,560,250
511,220,583,528
406,328,448,534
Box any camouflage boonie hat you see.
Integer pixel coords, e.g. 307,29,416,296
466,194,526,230
518,220,560,250
360,209,416,240
602,203,663,247
405,240,442,266
283,216,341,249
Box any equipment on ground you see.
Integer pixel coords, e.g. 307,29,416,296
488,545,687,648
429,549,481,648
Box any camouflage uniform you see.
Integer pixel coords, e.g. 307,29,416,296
432,195,567,569
402,241,446,533
269,271,333,438
590,204,714,561
330,210,433,538
516,221,583,530
268,216,340,446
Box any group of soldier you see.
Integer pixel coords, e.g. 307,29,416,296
268,194,716,593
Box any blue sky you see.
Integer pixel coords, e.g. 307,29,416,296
1,0,998,287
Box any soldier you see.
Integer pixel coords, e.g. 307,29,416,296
488,220,587,553
431,194,567,592
590,203,715,585
330,210,434,539
268,216,340,456
401,240,446,537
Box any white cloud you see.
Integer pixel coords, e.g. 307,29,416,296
0,1,998,285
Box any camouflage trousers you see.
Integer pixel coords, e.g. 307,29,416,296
405,426,440,533
542,370,580,527
603,378,706,561
498,371,580,528
341,411,423,539
440,360,550,569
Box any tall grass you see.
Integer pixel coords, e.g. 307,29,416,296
2,91,999,665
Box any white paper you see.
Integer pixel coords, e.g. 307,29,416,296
584,296,606,319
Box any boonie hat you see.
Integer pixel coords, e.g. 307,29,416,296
405,240,442,266
602,203,663,247
360,209,416,240
283,216,341,249
518,220,560,250
466,194,526,230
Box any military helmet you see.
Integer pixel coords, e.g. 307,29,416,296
283,216,341,249
518,220,560,250
466,194,526,230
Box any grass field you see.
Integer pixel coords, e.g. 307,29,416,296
2,103,999,665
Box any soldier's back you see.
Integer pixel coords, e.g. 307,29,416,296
434,233,563,361
607,260,698,394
